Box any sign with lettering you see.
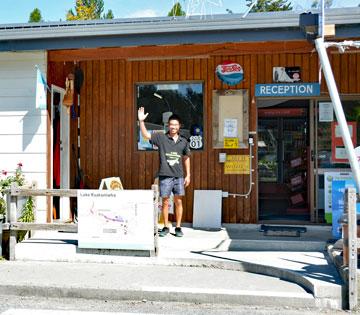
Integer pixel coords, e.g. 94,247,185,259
224,155,250,174
255,83,320,97
216,61,244,86
224,137,239,148
78,190,154,250
331,121,356,163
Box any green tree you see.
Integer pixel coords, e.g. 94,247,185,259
168,2,186,16
67,0,114,21
246,0,292,12
103,9,114,19
311,0,333,8
28,8,43,23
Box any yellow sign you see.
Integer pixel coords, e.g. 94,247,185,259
224,137,239,148
224,155,250,174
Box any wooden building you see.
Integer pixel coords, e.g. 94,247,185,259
0,8,360,224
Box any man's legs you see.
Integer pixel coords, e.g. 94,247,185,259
161,196,170,227
174,195,183,228
174,195,184,237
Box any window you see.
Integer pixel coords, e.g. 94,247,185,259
136,82,204,151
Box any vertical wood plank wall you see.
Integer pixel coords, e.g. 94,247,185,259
48,48,360,224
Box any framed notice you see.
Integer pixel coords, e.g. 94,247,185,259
78,190,154,250
319,102,333,122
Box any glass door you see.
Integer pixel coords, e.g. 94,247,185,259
258,109,310,221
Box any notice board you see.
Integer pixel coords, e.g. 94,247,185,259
77,190,154,250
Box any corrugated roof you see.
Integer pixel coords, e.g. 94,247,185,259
0,7,359,41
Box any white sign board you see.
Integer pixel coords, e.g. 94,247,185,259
223,118,238,138
78,190,154,250
319,102,333,122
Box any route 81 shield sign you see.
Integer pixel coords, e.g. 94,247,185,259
189,135,203,149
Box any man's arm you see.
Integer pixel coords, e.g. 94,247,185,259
183,156,191,187
138,107,151,140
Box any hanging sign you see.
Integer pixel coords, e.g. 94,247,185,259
216,61,244,86
255,83,320,97
224,155,250,174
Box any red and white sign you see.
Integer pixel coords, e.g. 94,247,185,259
331,121,357,163
215,61,244,86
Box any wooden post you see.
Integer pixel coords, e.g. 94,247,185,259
152,184,159,257
7,184,18,261
346,187,358,310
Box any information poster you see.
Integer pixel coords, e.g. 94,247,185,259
319,102,333,122
331,180,360,239
224,155,250,174
224,119,238,138
324,172,352,223
78,190,154,250
331,122,356,163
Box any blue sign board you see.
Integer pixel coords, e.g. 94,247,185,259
331,179,360,239
255,83,320,97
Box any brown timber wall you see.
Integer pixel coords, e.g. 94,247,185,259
48,41,360,223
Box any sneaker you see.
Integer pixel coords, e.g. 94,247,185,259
174,227,184,237
159,227,169,237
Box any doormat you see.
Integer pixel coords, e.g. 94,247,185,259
259,224,307,237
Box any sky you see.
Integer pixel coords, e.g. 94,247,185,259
0,0,359,24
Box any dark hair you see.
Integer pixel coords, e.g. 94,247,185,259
168,114,181,124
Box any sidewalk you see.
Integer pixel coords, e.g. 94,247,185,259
2,224,345,310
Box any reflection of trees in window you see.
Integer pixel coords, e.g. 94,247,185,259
136,83,204,150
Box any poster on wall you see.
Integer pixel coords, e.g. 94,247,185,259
77,190,154,250
224,119,238,138
331,179,360,239
319,102,334,122
331,122,357,163
224,155,250,174
324,172,352,223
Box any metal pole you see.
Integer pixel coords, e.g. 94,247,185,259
315,37,360,193
318,0,325,40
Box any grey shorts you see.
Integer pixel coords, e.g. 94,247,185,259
159,176,185,197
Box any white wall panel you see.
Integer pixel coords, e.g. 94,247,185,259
0,154,47,173
0,114,47,135
0,135,46,153
0,51,48,221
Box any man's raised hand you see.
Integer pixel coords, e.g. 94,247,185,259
138,107,149,122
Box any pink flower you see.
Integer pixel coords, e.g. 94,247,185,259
17,162,23,167
2,170,7,176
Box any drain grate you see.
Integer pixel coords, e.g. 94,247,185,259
259,224,307,237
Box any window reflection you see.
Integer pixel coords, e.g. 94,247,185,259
136,82,204,151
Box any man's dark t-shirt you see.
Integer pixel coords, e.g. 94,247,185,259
151,132,191,178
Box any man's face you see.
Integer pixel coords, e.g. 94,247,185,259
168,119,180,135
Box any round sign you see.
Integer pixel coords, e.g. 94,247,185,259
215,61,244,86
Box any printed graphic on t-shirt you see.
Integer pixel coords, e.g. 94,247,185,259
166,151,181,166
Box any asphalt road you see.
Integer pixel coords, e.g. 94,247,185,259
0,294,355,315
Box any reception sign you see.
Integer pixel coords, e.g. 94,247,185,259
255,83,320,97
78,190,154,250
